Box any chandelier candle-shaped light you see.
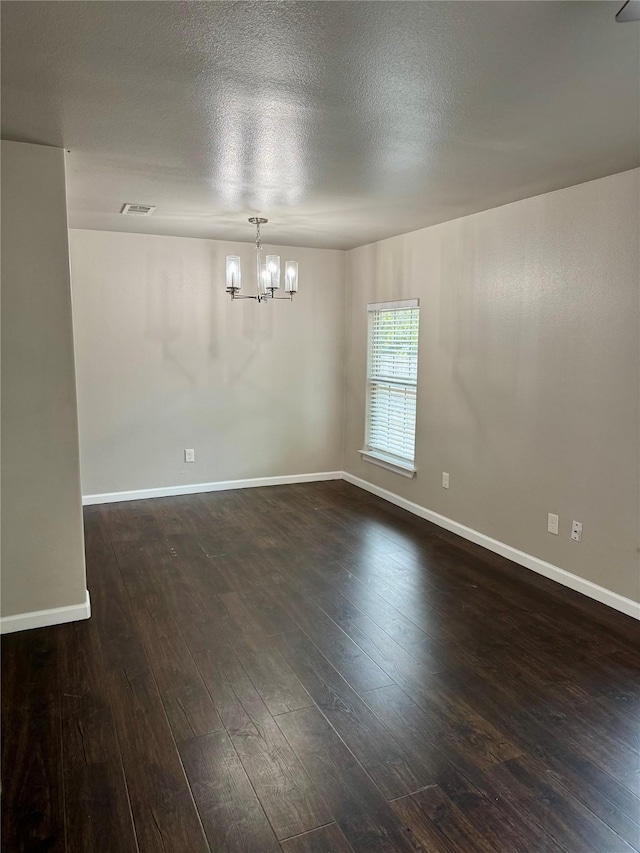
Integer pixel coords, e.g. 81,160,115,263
226,218,299,302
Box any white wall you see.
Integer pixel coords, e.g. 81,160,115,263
1,141,87,620
344,169,640,605
69,230,346,496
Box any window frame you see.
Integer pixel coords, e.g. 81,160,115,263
359,299,419,478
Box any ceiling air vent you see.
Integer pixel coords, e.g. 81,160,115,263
121,203,156,216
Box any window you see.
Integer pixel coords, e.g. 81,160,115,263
360,299,419,477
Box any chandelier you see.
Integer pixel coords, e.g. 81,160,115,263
225,218,299,302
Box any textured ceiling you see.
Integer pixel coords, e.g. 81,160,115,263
2,1,638,249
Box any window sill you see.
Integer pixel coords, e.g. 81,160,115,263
358,449,416,479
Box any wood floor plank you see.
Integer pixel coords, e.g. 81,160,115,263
392,786,497,853
488,756,638,853
87,513,149,679
155,547,232,653
276,707,423,853
63,759,138,853
274,630,435,799
132,601,224,742
222,587,299,637
195,644,274,727
58,618,119,767
433,761,565,853
194,643,332,839
110,536,167,607
363,673,522,774
98,499,162,543
336,555,466,645
279,822,354,852
569,651,640,720
269,585,394,694
1,630,65,853
389,794,458,853
106,667,209,852
553,703,640,793
168,532,236,595
87,509,210,850
313,564,446,660
361,684,570,851
231,631,314,716
58,619,139,852
436,663,640,842
313,585,448,678
180,729,281,852
229,720,332,841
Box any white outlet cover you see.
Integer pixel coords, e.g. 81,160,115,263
547,513,559,535
184,448,195,462
571,520,583,542
442,472,450,489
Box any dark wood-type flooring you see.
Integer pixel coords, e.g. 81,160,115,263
2,481,640,852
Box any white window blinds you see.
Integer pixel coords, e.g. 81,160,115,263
366,301,419,466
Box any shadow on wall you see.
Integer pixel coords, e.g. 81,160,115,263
207,243,280,391
442,212,543,470
145,248,197,385
142,242,280,389
371,238,413,304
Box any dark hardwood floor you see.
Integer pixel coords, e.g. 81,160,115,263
2,480,639,852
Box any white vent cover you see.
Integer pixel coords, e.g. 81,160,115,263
121,203,156,216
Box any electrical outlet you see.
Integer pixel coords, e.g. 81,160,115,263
442,472,450,489
184,448,195,463
547,513,559,535
571,520,583,542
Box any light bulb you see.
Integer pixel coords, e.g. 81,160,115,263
265,255,280,289
226,255,241,292
284,260,298,293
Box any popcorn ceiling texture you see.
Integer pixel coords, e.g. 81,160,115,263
1,2,638,249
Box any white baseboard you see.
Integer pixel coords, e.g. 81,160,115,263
79,468,638,621
82,471,343,506
342,472,640,621
0,590,91,635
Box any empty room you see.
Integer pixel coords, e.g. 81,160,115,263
1,1,639,851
